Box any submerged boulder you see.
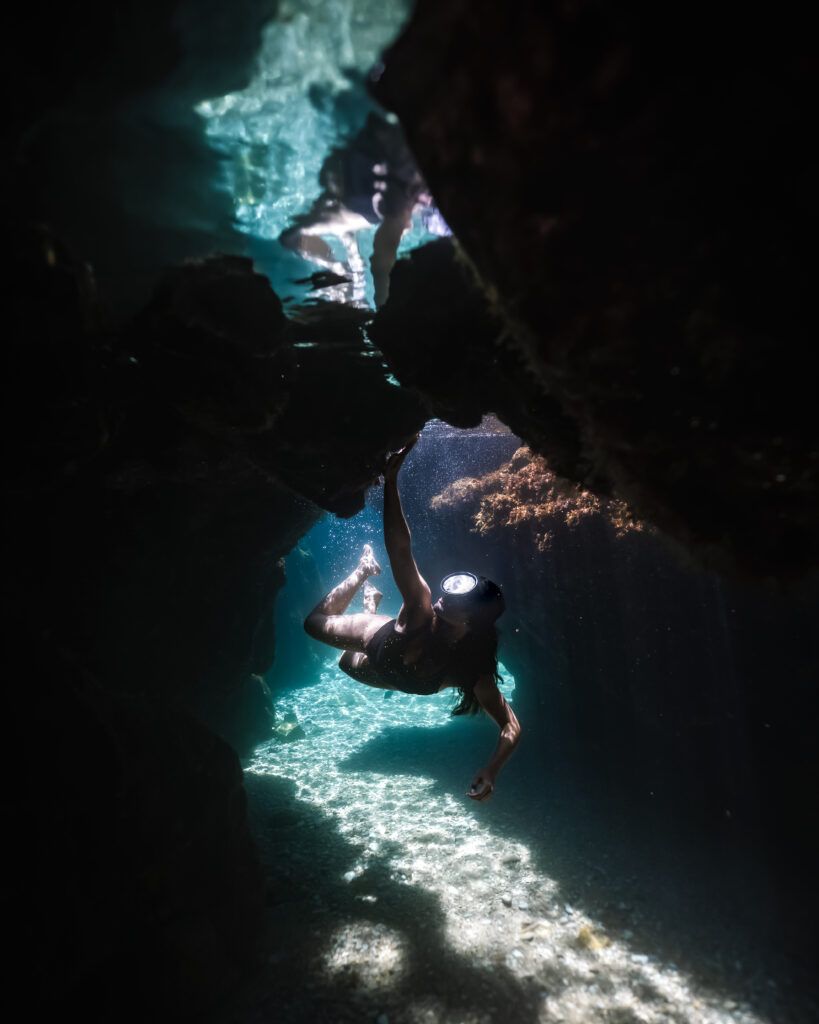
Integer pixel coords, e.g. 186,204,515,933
369,239,586,484
374,1,818,578
5,228,425,1015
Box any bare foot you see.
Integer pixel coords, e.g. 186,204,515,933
358,543,382,577
363,583,383,614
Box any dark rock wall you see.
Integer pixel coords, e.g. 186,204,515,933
4,222,425,1013
9,647,264,1021
370,240,586,483
374,1,818,579
8,0,279,314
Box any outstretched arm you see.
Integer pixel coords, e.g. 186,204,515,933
467,676,522,801
383,439,433,626
371,208,412,308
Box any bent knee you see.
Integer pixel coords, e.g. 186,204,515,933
338,650,359,681
304,612,325,639
339,650,372,683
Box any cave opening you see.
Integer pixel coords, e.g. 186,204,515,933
242,416,780,1024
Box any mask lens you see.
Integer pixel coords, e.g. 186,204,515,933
441,572,478,596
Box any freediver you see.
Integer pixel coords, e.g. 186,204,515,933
304,438,521,801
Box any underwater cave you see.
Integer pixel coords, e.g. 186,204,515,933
5,1,818,1022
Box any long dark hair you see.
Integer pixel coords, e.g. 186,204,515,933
450,625,502,716
436,575,505,715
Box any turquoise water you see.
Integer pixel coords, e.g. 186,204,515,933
247,417,771,1022
195,0,448,306
197,0,410,241
294,417,521,597
266,418,523,692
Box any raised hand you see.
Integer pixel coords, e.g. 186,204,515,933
384,435,419,480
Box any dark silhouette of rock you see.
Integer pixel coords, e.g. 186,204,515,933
8,0,279,314
4,637,264,1021
374,1,818,579
370,239,588,484
4,230,424,1016
293,270,352,290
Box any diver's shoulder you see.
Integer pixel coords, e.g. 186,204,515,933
394,611,434,636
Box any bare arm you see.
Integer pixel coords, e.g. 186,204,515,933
383,439,433,627
371,209,411,308
467,676,522,801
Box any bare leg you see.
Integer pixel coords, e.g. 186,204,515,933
371,208,412,308
362,583,383,615
311,543,380,616
304,545,389,653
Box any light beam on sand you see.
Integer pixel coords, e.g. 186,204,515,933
249,662,767,1023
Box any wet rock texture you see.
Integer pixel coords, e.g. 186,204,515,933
375,1,818,578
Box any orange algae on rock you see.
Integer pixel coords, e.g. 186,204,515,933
431,447,645,550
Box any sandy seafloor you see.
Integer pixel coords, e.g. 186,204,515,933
207,659,816,1024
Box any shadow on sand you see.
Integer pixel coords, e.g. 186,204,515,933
208,770,556,1024
334,718,816,1024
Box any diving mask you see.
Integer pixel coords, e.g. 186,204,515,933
440,572,479,597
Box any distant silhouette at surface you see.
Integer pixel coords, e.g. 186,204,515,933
281,113,428,306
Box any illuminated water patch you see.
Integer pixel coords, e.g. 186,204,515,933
195,1,451,306
249,661,768,1023
196,0,411,242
